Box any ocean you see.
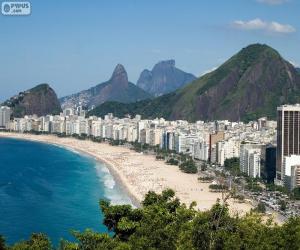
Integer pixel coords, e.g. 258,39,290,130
0,137,132,245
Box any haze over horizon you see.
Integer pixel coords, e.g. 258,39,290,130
0,0,299,101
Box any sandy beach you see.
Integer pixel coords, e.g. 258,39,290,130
0,132,253,215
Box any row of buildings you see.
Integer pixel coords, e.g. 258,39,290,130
1,104,300,191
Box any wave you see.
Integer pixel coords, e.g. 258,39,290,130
94,162,133,206
95,163,115,189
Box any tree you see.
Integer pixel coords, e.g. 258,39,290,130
253,202,266,213
179,160,197,174
10,233,52,250
166,158,179,165
224,157,240,175
292,187,300,200
3,189,300,249
198,176,214,183
279,200,287,211
0,235,6,250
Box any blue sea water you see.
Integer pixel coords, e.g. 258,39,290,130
0,137,132,245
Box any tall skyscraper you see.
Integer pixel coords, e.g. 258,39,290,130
276,104,300,183
0,106,11,128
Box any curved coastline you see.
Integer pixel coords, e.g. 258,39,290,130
0,132,255,216
0,133,141,207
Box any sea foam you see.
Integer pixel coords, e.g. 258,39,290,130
94,162,133,206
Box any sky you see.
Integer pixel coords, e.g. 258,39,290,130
0,0,299,101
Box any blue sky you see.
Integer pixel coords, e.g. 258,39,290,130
0,0,299,101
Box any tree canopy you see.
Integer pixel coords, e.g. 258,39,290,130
1,189,300,249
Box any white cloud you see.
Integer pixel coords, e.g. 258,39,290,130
232,18,296,34
256,0,288,5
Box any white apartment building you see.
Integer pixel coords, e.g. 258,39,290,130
283,155,300,190
194,138,209,161
217,140,240,166
0,106,11,128
240,144,262,178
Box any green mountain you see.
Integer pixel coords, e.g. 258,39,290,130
2,84,62,118
89,44,300,121
60,64,152,109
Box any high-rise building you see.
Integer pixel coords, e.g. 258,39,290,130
240,144,262,178
209,131,224,162
276,104,300,183
0,106,11,128
262,145,276,183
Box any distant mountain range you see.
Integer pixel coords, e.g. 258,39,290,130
136,60,196,96
2,84,61,118
89,44,300,122
60,64,151,109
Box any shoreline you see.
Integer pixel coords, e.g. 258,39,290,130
0,132,253,215
0,133,141,207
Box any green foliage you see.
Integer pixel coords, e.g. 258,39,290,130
72,230,121,250
266,183,289,194
253,202,266,213
292,187,300,200
166,158,179,165
88,93,176,119
232,194,245,202
224,157,240,176
109,139,125,146
246,179,263,192
179,160,197,173
0,235,6,250
2,189,300,249
10,233,52,250
198,176,214,182
279,200,287,211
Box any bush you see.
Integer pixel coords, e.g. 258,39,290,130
198,176,214,183
253,202,266,213
179,160,197,174
166,158,179,165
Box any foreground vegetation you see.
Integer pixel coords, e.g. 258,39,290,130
1,189,300,250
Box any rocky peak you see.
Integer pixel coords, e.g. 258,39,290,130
3,83,61,117
153,60,176,71
137,59,196,96
110,64,128,88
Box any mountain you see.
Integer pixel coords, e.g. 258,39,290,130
136,60,196,96
2,84,62,118
296,67,300,74
60,64,152,109
89,44,300,122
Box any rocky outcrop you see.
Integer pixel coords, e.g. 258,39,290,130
60,64,151,109
137,60,196,96
3,84,62,117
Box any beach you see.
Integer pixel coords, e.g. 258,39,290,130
0,132,253,215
